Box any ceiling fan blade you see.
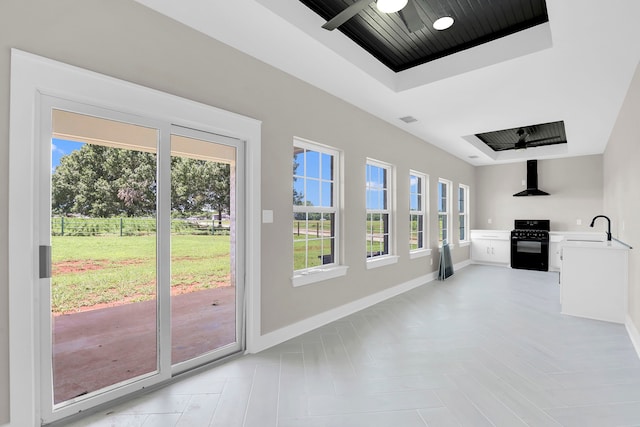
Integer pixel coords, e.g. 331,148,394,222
322,0,373,31
526,136,562,144
398,0,424,33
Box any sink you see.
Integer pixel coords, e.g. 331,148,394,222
565,239,604,243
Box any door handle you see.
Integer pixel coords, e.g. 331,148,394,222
39,245,51,278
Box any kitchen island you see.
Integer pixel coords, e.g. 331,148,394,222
560,239,631,324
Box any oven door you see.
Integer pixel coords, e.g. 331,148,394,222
511,237,549,271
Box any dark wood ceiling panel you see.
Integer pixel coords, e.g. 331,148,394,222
475,121,567,152
299,0,548,72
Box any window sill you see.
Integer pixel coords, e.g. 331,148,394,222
459,241,470,247
438,244,455,251
410,248,432,259
366,255,400,269
292,265,349,287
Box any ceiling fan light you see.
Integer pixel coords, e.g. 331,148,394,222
376,0,408,14
433,16,454,30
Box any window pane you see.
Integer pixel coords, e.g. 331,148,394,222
366,164,373,185
410,175,419,194
293,150,304,177
410,193,418,211
367,189,382,210
304,179,319,206
321,181,332,207
319,237,334,264
321,153,333,181
439,214,448,242
306,150,320,178
368,164,379,186
293,179,305,206
293,238,307,270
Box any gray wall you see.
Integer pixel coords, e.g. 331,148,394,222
474,155,604,232
0,0,475,420
603,61,640,333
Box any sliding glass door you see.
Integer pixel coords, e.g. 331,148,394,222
39,99,244,423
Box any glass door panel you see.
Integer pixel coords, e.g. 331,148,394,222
49,109,159,405
170,132,239,366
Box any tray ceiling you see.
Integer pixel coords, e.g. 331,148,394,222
476,121,567,152
299,0,549,72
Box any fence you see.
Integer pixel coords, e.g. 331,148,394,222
51,217,230,237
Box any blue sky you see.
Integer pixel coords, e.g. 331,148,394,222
51,138,84,170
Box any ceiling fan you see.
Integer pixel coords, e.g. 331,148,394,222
514,127,561,150
322,0,426,33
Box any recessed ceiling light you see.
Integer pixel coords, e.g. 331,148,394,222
468,155,479,159
433,16,454,30
376,0,408,14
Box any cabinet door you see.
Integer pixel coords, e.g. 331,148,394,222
471,240,492,262
491,240,510,264
548,242,562,270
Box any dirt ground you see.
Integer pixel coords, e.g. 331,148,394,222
52,286,236,403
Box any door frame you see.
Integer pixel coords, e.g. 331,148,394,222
8,49,262,427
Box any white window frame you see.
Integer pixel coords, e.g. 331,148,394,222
366,158,398,269
458,184,470,245
409,171,430,259
292,137,347,287
438,178,452,248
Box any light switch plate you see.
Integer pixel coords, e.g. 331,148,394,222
262,210,273,223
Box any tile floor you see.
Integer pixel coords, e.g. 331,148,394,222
62,265,640,426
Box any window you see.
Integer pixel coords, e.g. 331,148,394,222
459,184,470,243
409,171,427,253
293,139,339,274
366,159,395,265
438,178,452,246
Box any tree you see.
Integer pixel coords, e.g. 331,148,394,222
170,158,230,220
52,144,156,217
52,144,231,219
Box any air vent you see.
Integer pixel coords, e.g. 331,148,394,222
399,116,418,123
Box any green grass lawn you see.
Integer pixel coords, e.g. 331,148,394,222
52,234,230,314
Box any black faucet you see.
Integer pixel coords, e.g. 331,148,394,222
590,215,612,241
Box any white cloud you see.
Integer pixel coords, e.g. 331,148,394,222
51,142,65,154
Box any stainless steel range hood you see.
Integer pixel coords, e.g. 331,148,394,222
513,160,549,197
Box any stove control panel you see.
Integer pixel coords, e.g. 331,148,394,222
511,230,550,241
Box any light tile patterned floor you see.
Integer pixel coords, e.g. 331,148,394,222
63,265,640,426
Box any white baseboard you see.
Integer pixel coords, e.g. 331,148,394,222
248,261,470,353
626,314,640,360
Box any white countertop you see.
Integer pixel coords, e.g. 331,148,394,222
561,239,630,251
471,230,632,250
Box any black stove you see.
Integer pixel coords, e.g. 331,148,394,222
511,220,550,271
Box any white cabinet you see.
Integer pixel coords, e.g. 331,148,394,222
470,230,510,265
560,240,630,324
